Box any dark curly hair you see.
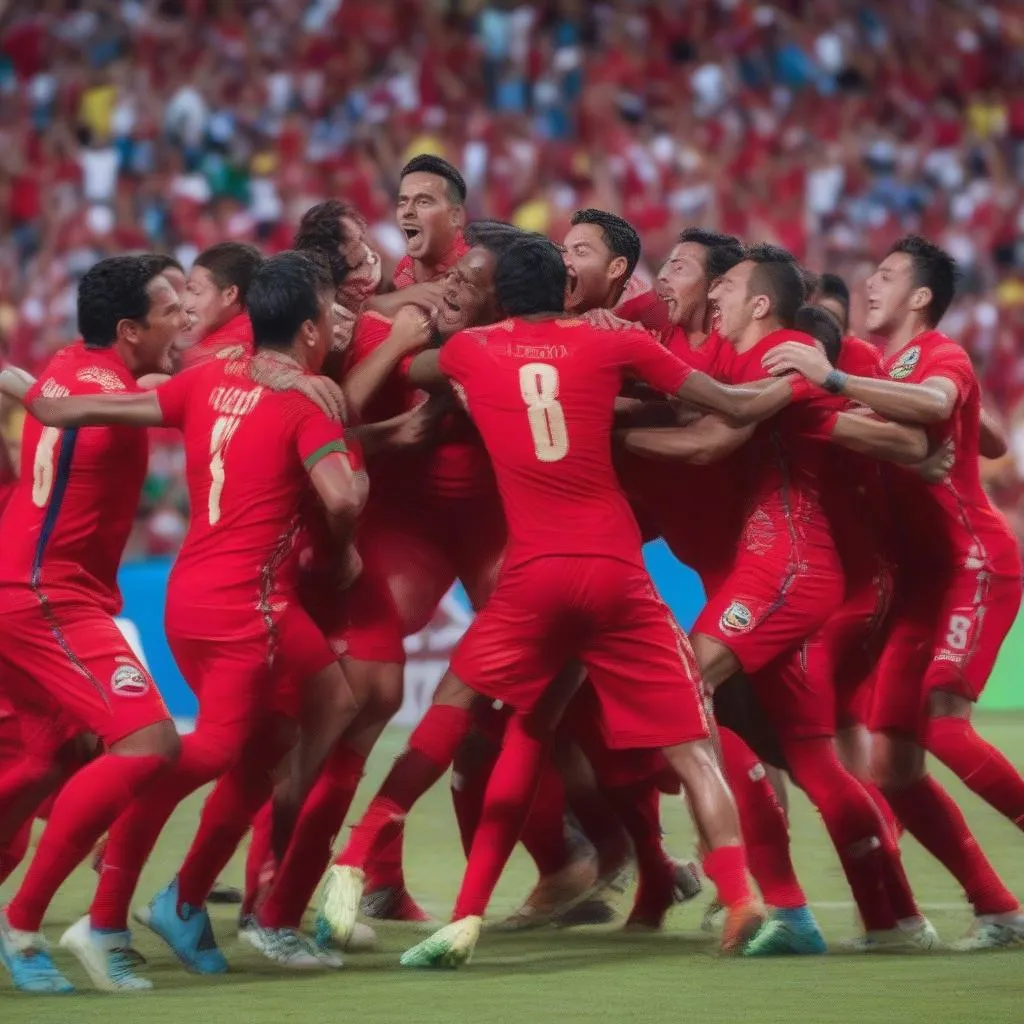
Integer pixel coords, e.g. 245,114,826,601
294,200,364,289
78,254,171,350
249,251,332,352
495,236,566,317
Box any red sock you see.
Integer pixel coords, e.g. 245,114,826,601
6,753,166,932
719,727,806,909
606,780,676,922
242,802,274,918
259,746,366,930
337,704,471,870
0,819,33,886
926,717,1024,829
857,779,918,921
453,716,547,920
519,760,572,877
785,738,898,932
176,765,275,911
886,774,1019,915
702,844,754,908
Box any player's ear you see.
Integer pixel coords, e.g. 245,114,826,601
222,283,240,309
608,255,628,286
452,204,466,230
750,293,771,322
116,317,141,347
909,285,933,316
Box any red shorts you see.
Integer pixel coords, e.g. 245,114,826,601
0,589,169,747
451,556,708,750
870,569,1023,736
341,490,506,664
826,567,894,728
695,557,844,674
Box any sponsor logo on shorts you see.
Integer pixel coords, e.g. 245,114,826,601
110,663,149,697
720,601,753,633
888,346,920,380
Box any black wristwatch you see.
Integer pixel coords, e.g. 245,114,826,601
822,369,848,394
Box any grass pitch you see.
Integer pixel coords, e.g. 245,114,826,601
3,713,1023,1024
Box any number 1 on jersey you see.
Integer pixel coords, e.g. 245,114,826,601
519,362,568,463
208,415,241,525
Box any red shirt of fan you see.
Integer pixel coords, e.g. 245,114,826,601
155,357,354,640
0,343,148,614
438,315,693,570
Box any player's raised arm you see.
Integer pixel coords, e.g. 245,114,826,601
343,306,433,419
762,340,956,424
26,389,165,429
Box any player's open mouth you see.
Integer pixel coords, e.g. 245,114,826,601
403,226,421,242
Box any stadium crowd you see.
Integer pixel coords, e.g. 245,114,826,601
1,0,1024,550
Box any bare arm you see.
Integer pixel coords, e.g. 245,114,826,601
365,282,443,320
618,416,755,466
27,391,165,429
405,349,448,392
980,407,1008,459
308,455,369,527
761,341,955,424
343,307,432,419
677,371,802,427
345,396,448,456
829,412,929,465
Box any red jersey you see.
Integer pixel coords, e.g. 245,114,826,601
615,277,671,339
180,313,254,370
155,356,354,640
347,311,495,499
392,233,469,290
0,343,148,614
723,330,843,572
438,315,692,569
880,331,1019,577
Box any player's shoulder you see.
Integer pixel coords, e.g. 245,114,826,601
38,342,134,396
839,335,883,376
887,330,972,381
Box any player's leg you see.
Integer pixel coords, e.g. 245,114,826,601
922,573,1024,832
0,604,177,995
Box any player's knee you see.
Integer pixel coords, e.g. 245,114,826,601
869,731,924,792
111,719,181,762
926,688,972,721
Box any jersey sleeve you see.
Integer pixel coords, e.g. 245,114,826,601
918,343,975,408
438,330,483,387
292,399,354,472
155,370,193,429
620,327,692,395
790,393,844,441
349,312,394,367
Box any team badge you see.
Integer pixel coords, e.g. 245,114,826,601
110,663,149,697
720,601,753,633
889,346,921,380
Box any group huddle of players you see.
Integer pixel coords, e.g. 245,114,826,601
0,152,1022,993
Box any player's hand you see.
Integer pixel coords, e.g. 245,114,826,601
331,302,357,354
391,304,434,353
296,375,348,422
581,309,636,332
0,366,36,402
761,342,831,386
400,281,444,315
916,439,955,483
388,394,449,450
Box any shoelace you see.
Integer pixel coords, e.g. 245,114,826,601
108,949,141,986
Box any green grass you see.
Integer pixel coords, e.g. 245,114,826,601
4,714,1024,1024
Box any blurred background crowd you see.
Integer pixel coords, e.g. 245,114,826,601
1,0,1024,555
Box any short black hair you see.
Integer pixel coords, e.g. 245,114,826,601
889,235,957,326
78,254,171,350
744,243,805,327
194,242,264,307
294,200,362,288
795,304,843,367
248,251,331,351
151,253,185,276
400,155,467,205
464,219,530,258
495,237,566,317
816,272,850,331
677,227,745,282
570,208,641,278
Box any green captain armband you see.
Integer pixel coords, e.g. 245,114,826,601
303,439,348,470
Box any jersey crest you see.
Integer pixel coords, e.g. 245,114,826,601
889,345,921,380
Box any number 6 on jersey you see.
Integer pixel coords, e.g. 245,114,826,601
519,362,568,463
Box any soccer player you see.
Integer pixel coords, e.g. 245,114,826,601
10,251,370,989
0,256,186,994
179,242,263,368
321,236,816,963
622,245,934,950
765,236,1024,948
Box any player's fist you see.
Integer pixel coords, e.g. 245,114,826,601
391,304,434,352
389,395,449,450
400,281,444,315
296,375,349,422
